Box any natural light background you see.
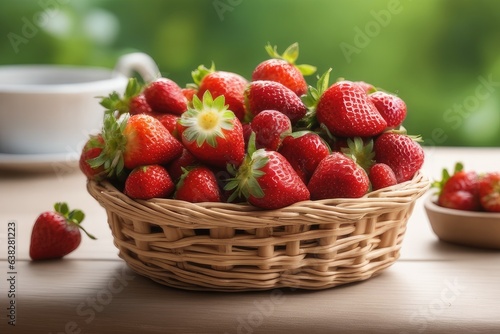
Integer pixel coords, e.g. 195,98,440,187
1,0,499,147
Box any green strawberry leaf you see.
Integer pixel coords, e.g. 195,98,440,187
53,202,96,240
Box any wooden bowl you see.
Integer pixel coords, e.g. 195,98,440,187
424,195,500,249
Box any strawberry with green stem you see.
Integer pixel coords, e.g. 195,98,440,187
191,63,248,122
124,164,175,200
89,113,183,178
174,166,222,203
252,42,316,96
30,202,96,261
225,133,310,209
99,78,143,117
177,91,245,168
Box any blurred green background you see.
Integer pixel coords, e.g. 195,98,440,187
1,0,500,147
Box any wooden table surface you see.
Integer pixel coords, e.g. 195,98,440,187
1,146,499,333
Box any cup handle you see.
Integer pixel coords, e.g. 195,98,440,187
113,52,161,83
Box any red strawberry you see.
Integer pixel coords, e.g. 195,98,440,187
79,134,105,180
250,109,292,151
90,113,184,177
316,80,386,137
167,148,199,182
225,137,310,209
144,78,188,115
192,64,248,122
177,91,245,168
174,166,222,203
156,113,180,137
478,172,500,212
245,80,308,124
308,152,370,200
124,165,175,200
278,131,330,184
99,78,143,117
251,43,316,96
182,87,198,103
30,202,96,261
369,163,398,190
129,94,154,116
355,81,376,94
432,162,480,211
369,91,407,129
374,132,424,183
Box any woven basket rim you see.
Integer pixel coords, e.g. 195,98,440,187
87,171,430,229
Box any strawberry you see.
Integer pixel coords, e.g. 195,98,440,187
167,148,199,182
182,87,198,103
143,78,188,115
192,64,248,122
99,78,143,117
89,113,184,177
250,109,292,151
369,91,407,129
79,134,105,181
355,81,376,94
244,80,308,124
225,135,310,209
129,94,154,116
251,42,316,96
369,163,398,191
174,166,222,203
308,152,370,200
124,165,175,200
156,113,180,137
316,80,387,137
30,202,96,261
374,132,424,183
478,172,500,212
177,91,245,168
278,131,330,184
432,162,480,211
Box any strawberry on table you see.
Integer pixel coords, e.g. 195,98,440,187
174,166,222,203
192,64,248,122
278,131,330,184
244,80,308,124
374,132,424,183
250,109,292,151
225,135,310,209
251,42,316,96
177,91,246,168
124,165,175,200
308,152,370,200
478,172,500,212
30,202,96,261
144,77,188,115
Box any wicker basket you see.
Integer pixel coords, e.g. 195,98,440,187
87,171,429,291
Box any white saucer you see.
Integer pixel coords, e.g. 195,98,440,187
0,151,79,174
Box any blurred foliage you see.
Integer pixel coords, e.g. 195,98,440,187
1,0,500,147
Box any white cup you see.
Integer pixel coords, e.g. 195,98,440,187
0,52,160,155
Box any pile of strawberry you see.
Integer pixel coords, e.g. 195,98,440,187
80,43,425,210
433,162,500,212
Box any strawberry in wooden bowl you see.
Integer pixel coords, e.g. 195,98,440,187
425,163,500,249
82,44,429,291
